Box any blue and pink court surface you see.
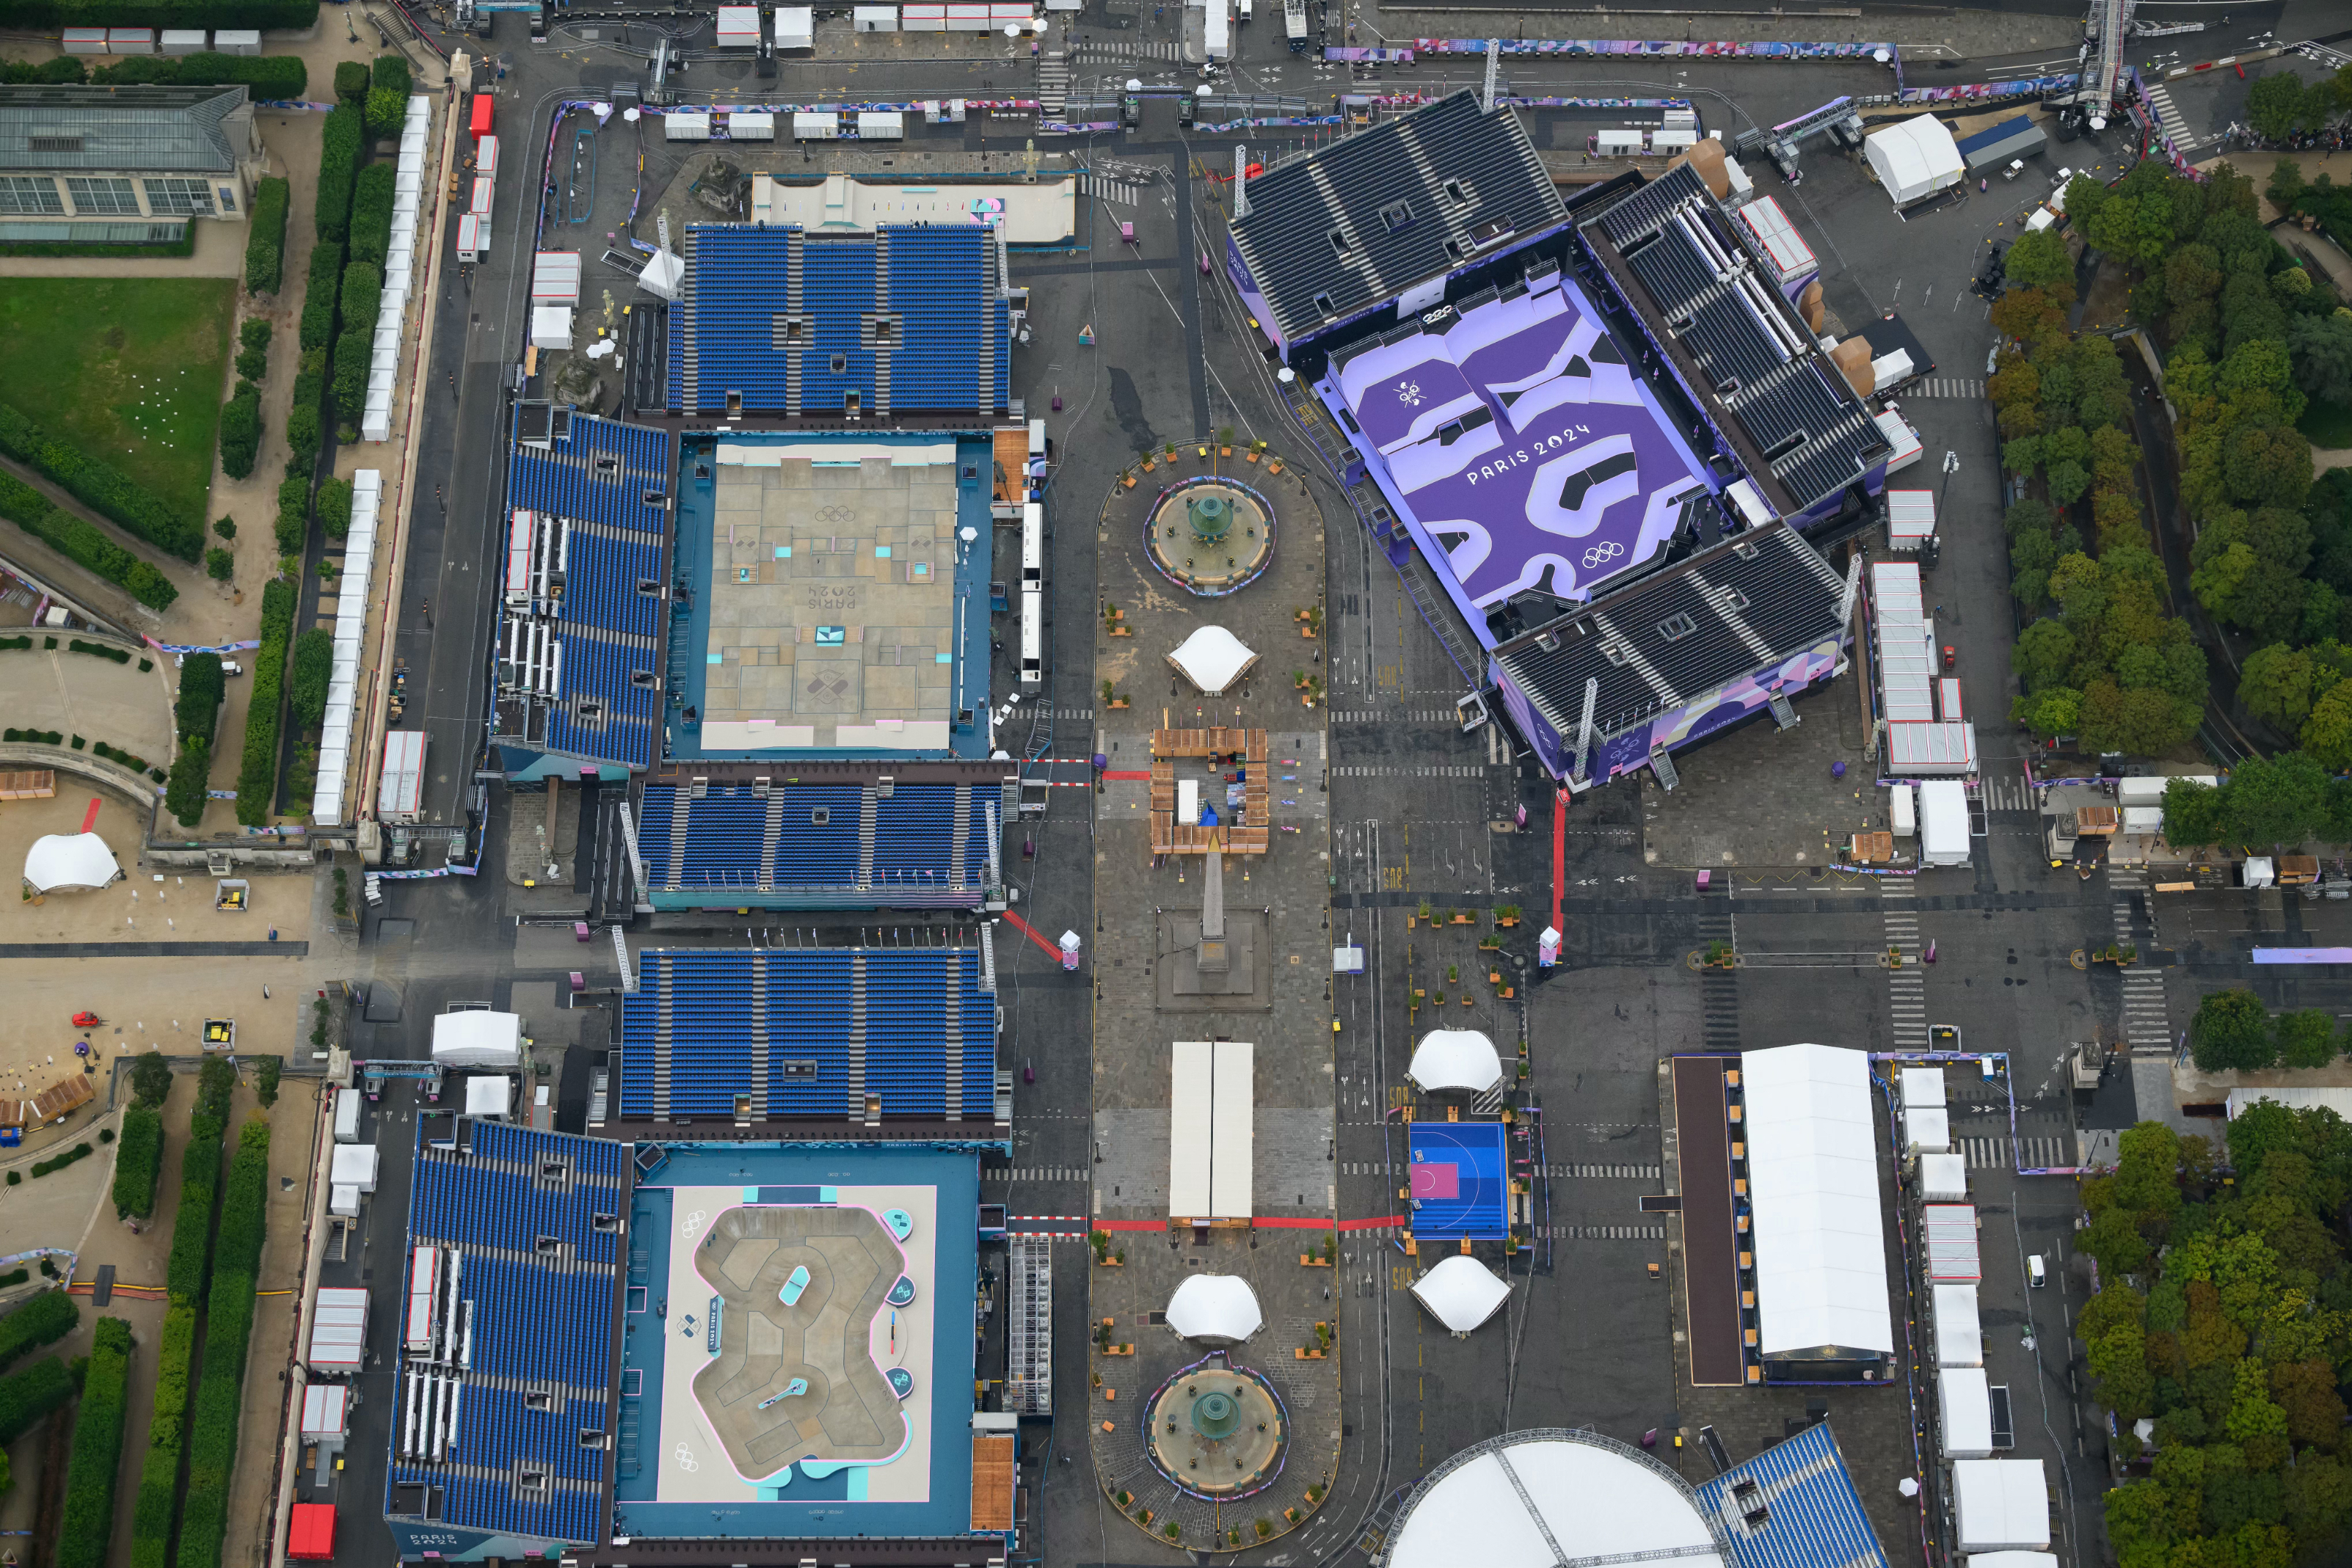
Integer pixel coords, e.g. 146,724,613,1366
1408,1122,1509,1240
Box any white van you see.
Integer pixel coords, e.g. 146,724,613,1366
2027,1255,2047,1288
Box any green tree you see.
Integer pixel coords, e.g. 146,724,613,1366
2166,777,2228,847
2194,988,2277,1072
2290,313,2352,409
2048,459,2092,506
2303,680,2352,774
2005,226,2077,302
289,630,332,729
2013,619,2078,693
2014,685,2083,740
2249,72,2313,142
2276,1010,2341,1069
130,1049,171,1108
2268,157,2309,214
2221,751,2331,848
2241,643,2316,734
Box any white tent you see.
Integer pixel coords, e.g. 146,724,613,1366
1410,1255,1512,1334
1408,1029,1502,1095
1934,1282,1981,1368
1165,1275,1262,1344
330,1143,379,1193
432,1011,523,1069
1386,1432,1720,1568
1969,1555,2061,1568
1954,1460,2049,1554
1905,1106,1951,1154
465,1075,514,1118
1865,116,1963,206
1899,1066,1945,1108
23,832,121,893
1741,1043,1894,1363
1940,1366,1993,1459
1166,625,1258,695
1920,1151,1968,1202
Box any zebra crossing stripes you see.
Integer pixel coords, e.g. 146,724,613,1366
1079,38,1185,62
1079,174,1142,207
2140,80,2202,150
1333,764,1485,778
1956,1134,2073,1171
981,1167,1089,1184
1534,1225,1667,1240
1980,775,2034,812
1908,378,1987,400
2108,867,2173,1056
1884,897,1928,1051
1331,710,1468,724
1036,48,1068,119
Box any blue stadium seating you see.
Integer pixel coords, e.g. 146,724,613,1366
389,1122,625,1547
670,224,1005,416
545,636,658,769
618,947,995,1120
636,782,990,905
506,416,674,536
556,529,663,641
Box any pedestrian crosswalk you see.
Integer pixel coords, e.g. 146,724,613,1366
2140,80,2204,151
2108,867,2173,1056
1079,172,1142,207
1078,38,1186,62
1534,1224,1666,1240
1884,895,1928,1051
1956,1134,2074,1171
1333,764,1486,778
1331,710,1470,724
982,1166,1089,1184
1980,774,2034,812
1907,378,1986,400
1036,47,1068,119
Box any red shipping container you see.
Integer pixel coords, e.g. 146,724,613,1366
288,1503,336,1561
469,93,493,137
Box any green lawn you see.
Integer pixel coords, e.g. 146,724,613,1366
0,277,236,528
2302,397,2352,451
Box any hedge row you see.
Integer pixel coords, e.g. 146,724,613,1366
0,1292,76,1374
219,383,261,481
67,638,128,664
177,1117,270,1568
176,652,223,748
291,628,331,727
0,233,194,259
91,740,161,777
112,1105,162,1220
316,103,361,244
286,349,324,461
128,1303,195,1568
368,53,412,139
91,51,306,102
54,1317,132,1568
233,578,295,825
162,1112,224,1306
0,404,201,561
297,238,342,352
0,56,92,85
273,475,309,556
350,161,395,269
7,3,320,32
0,473,178,611
315,475,351,541
330,327,370,427
244,175,288,296
332,60,368,104
0,1357,73,1445
340,263,381,350
2,728,63,745
165,736,209,826
31,1142,92,1176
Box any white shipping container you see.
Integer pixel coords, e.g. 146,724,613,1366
1595,128,1646,156
1954,1461,2050,1555
716,4,762,45
666,112,713,142
531,305,575,349
856,110,905,139
1940,1367,1995,1460
334,1091,361,1142
533,251,581,305
159,29,208,54
212,28,261,54
776,6,814,48
1890,781,1915,837
470,175,495,216
1920,778,1970,866
1652,128,1699,153
61,28,109,54
854,5,900,27
946,2,991,29
106,29,157,53
475,134,499,179
795,111,841,140
729,112,776,142
379,730,427,820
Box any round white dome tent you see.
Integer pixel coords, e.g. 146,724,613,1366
1165,1275,1263,1346
1407,1029,1502,1095
1410,1254,1512,1335
1386,1429,1727,1568
1165,625,1259,696
23,832,122,894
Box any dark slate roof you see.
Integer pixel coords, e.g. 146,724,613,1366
1583,165,1886,515
1494,520,1846,743
1229,91,1566,344
0,84,245,175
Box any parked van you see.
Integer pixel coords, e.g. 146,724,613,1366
2027,1255,2047,1289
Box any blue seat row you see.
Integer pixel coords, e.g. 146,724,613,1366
457,1255,615,1401
556,528,662,641
507,438,670,536
615,946,995,1119
547,638,658,768
470,1118,628,1187
391,1467,600,1548
408,1152,625,1269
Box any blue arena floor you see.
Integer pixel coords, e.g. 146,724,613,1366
1407,1121,1509,1241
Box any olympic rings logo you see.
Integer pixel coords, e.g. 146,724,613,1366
1581,541,1626,569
